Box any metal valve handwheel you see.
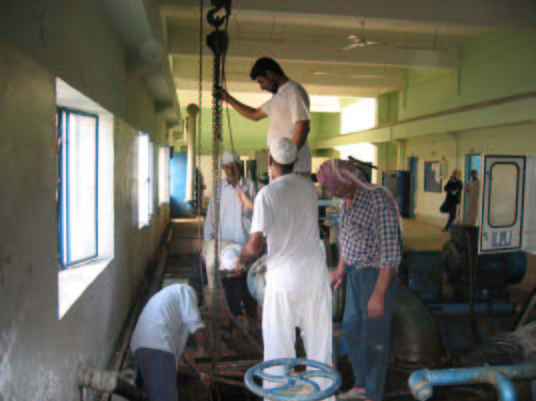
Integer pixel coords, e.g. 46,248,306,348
245,358,342,401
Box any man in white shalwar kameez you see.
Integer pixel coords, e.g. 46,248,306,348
239,137,333,401
464,170,480,226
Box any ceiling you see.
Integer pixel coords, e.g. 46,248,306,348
159,0,530,105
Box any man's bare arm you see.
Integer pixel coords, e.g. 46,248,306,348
192,328,221,363
182,350,202,375
372,268,395,299
215,86,267,121
238,189,254,210
239,232,264,265
292,120,310,150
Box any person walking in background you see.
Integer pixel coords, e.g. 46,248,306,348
442,170,463,232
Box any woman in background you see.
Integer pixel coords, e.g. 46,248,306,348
442,170,463,232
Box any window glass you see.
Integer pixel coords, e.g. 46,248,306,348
489,163,519,227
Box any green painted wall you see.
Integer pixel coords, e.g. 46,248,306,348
315,32,536,149
377,91,399,126
309,112,341,143
376,142,399,172
182,108,341,155
394,32,536,225
399,33,536,120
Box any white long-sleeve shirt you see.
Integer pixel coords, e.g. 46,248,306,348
204,177,257,245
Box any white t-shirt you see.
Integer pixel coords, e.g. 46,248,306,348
130,284,205,366
250,174,328,291
260,81,311,173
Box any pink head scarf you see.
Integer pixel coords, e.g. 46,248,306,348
317,159,403,228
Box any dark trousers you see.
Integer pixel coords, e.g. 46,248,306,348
134,348,177,401
445,204,458,230
222,275,258,319
343,268,397,401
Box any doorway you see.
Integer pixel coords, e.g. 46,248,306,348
169,151,194,218
464,154,481,220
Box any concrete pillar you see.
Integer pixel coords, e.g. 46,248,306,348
185,104,200,202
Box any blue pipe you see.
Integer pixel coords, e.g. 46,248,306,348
408,364,536,401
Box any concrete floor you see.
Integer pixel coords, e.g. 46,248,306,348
401,218,450,251
170,217,451,253
162,218,204,288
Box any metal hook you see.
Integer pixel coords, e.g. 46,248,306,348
207,0,231,29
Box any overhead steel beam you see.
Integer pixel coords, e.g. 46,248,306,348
174,79,385,97
171,55,407,90
167,29,461,69
160,0,536,31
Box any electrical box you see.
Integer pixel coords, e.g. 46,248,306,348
478,154,536,255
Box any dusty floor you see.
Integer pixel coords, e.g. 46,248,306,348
401,218,450,251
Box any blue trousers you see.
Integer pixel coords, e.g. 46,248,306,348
135,348,178,401
343,268,397,401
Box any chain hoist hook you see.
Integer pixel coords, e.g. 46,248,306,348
207,0,231,29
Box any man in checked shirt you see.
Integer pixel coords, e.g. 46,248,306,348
317,159,402,401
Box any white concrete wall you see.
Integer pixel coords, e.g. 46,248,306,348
0,20,169,401
0,0,159,134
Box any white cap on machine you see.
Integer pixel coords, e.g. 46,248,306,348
220,243,242,271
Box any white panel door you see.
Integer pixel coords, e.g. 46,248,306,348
522,155,536,254
479,155,526,254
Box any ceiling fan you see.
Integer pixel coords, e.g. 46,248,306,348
344,22,385,50
344,23,449,53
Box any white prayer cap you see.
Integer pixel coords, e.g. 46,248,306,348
269,138,297,165
220,243,242,271
222,151,240,166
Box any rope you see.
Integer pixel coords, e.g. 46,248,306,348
221,17,235,154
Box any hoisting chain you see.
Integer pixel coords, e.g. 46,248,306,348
207,2,230,289
206,0,231,357
199,0,263,360
196,0,204,256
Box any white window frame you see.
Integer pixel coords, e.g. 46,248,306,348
57,107,99,267
159,146,171,205
138,133,154,228
56,78,115,320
